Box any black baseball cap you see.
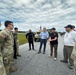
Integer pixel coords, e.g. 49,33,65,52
51,28,56,30
64,25,73,29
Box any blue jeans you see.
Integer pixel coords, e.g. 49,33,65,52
39,39,47,53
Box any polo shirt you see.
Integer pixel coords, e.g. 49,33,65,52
50,32,58,45
64,30,76,46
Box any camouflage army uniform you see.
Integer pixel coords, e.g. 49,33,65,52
0,34,7,75
0,28,14,75
13,32,19,55
71,43,76,75
0,53,6,75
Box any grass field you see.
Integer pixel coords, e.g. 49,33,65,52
18,33,28,45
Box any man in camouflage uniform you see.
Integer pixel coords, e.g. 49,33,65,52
0,53,7,75
0,21,17,75
0,21,7,75
13,27,21,59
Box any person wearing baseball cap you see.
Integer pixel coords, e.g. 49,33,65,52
72,25,75,31
64,24,73,29
49,28,58,61
61,24,76,69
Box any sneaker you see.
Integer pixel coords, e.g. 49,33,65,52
38,52,41,54
54,58,57,61
48,55,52,58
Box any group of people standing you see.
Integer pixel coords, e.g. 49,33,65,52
26,25,76,71
0,21,21,75
0,20,76,75
26,27,58,61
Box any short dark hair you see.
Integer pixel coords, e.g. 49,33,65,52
51,28,56,30
72,25,75,28
4,20,13,27
14,27,18,30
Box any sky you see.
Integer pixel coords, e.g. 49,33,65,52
0,0,76,32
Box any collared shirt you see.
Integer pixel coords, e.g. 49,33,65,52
40,31,49,39
50,32,58,45
64,30,76,46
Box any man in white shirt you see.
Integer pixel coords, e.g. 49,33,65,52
38,27,49,54
61,25,76,69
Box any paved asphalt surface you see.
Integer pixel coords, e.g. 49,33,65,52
10,35,74,75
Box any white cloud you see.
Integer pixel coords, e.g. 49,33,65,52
0,0,76,31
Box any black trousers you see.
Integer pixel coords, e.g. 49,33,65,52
28,41,34,50
39,39,47,53
14,39,17,59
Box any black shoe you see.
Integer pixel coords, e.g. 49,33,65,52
69,65,74,69
60,60,68,63
17,54,21,57
32,48,34,50
43,52,45,54
29,49,31,51
33,49,36,51
38,52,41,54
32,49,35,50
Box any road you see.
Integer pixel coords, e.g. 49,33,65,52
10,36,74,75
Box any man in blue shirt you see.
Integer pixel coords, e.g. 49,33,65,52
38,28,49,54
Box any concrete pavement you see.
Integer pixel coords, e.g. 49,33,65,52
10,36,74,75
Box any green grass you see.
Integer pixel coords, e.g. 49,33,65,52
18,33,28,45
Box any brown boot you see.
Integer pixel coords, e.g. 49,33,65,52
10,67,18,73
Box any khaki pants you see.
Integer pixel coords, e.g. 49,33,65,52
63,45,74,66
74,61,76,75
50,44,58,58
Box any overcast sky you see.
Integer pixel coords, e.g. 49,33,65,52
0,0,76,32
